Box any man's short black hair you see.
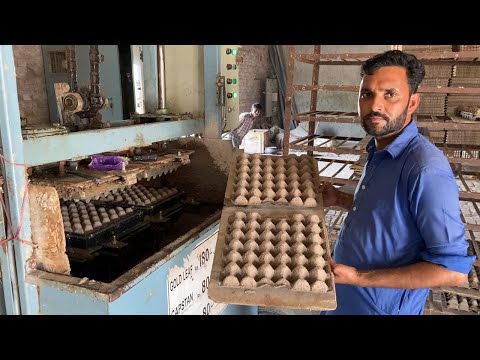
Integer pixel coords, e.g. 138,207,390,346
252,103,263,110
361,50,426,94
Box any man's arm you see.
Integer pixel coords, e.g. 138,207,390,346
332,261,468,288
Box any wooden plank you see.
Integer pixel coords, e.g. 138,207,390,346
308,45,321,157
436,286,480,300
283,46,295,156
290,144,363,155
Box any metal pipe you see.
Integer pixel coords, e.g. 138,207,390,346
157,45,167,111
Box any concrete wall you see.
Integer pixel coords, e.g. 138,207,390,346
238,45,276,128
13,45,50,126
162,138,234,205
165,45,205,119
280,45,391,137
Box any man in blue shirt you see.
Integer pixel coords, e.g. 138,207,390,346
321,50,475,315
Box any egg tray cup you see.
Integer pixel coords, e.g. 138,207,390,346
91,190,185,216
224,151,323,210
208,207,337,311
62,201,145,249
434,290,480,315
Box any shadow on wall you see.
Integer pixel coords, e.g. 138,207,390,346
156,138,236,205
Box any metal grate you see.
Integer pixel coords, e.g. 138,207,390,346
48,51,67,74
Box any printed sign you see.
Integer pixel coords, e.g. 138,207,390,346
167,231,227,315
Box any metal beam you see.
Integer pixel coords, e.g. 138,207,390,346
203,45,222,139
142,45,159,113
0,45,39,314
23,119,204,167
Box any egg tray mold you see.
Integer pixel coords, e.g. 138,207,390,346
208,207,336,311
92,187,184,215
61,201,144,249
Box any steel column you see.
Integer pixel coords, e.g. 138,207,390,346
203,45,222,139
0,45,38,314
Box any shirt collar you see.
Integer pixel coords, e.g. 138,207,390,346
366,119,418,159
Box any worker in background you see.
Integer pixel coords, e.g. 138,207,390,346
320,50,475,315
230,103,263,148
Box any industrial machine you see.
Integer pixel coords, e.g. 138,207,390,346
55,45,109,130
0,45,255,315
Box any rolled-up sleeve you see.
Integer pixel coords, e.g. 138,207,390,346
409,165,475,274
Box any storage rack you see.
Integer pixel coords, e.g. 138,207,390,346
282,45,480,314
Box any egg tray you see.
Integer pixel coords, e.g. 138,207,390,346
467,264,480,290
442,291,480,314
208,207,336,311
224,152,322,209
92,190,184,215
428,289,480,315
62,202,144,249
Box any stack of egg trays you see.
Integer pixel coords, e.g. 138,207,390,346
209,151,337,311
62,200,144,249
92,186,184,216
430,289,480,315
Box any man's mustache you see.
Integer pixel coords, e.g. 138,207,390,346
363,112,390,122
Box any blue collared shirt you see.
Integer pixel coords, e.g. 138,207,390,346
326,120,475,315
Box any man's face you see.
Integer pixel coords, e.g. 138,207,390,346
251,107,261,117
358,66,417,138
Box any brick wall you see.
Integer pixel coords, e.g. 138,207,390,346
238,45,276,128
13,45,50,126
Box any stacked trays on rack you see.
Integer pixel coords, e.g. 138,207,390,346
91,185,183,216
208,152,337,311
61,200,143,249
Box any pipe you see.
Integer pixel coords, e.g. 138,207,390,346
157,45,167,112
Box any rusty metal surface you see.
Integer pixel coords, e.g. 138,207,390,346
132,112,193,122
30,151,193,202
293,84,359,92
22,126,68,139
294,50,480,63
290,111,480,131
23,119,204,167
290,143,364,155
25,210,221,302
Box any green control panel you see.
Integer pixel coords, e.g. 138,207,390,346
221,45,240,131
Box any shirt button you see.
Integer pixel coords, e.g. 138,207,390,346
361,185,366,190
353,206,357,211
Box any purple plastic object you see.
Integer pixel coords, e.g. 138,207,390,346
88,155,128,171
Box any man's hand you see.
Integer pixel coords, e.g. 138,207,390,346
319,181,340,207
330,260,361,286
